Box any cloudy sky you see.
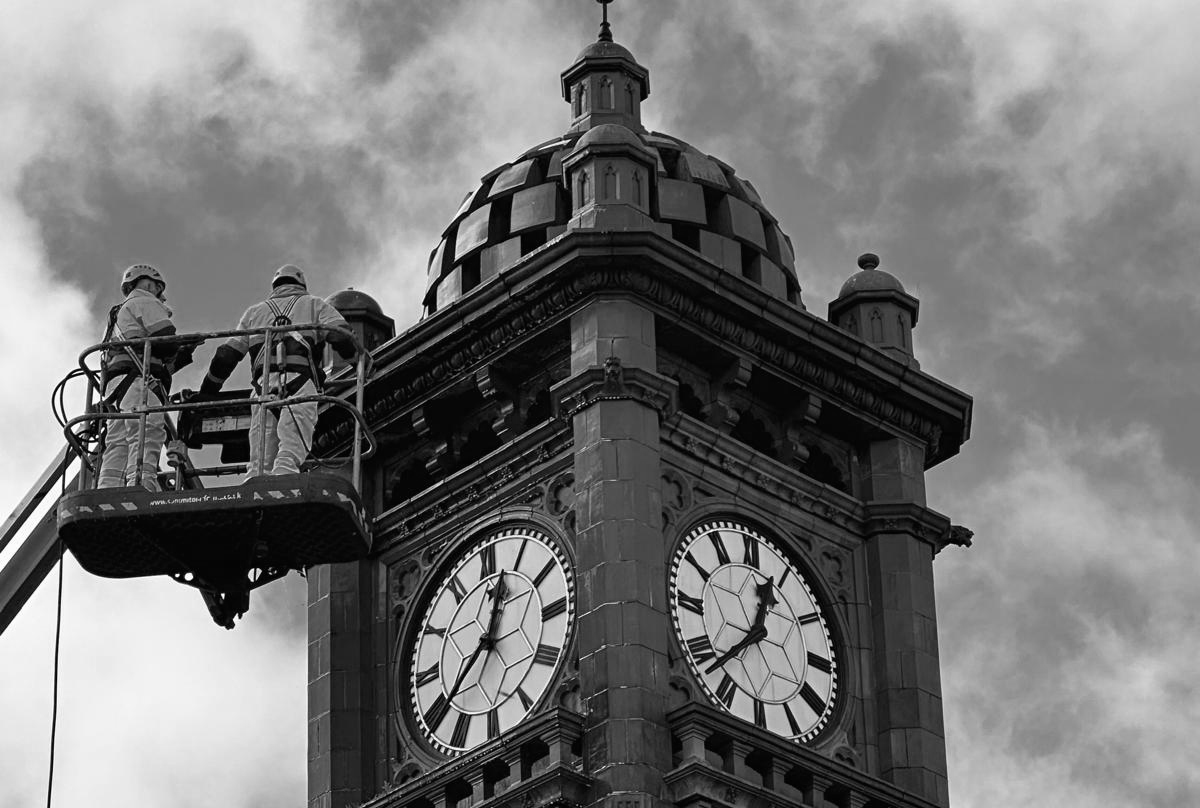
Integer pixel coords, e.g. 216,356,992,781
1,0,1197,805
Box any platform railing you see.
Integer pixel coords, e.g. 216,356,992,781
61,323,376,493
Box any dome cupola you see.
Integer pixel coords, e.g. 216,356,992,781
421,3,804,316
559,1,649,133
562,123,658,231
828,253,920,366
328,288,395,352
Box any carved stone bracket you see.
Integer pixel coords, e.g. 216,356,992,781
550,357,678,419
663,415,862,534
861,501,953,550
701,356,753,432
375,422,574,554
475,364,523,441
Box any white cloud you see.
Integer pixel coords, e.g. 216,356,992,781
936,419,1200,806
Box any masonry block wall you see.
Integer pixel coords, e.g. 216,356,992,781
570,297,673,808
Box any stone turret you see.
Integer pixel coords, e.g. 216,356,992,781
829,253,921,367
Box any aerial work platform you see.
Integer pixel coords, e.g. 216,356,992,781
59,472,369,579
23,323,378,629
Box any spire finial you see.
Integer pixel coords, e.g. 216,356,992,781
597,0,613,42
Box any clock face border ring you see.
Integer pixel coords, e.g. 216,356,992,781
395,516,576,757
668,515,844,744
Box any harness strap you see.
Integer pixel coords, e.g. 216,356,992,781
261,295,324,392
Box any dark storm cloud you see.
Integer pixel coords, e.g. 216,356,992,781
2,1,1198,807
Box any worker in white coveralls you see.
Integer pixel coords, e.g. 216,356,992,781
97,264,195,490
199,265,357,477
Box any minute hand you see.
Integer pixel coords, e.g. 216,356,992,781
704,576,776,674
705,624,767,673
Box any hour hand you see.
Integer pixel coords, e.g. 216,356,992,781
704,625,767,674
482,570,508,645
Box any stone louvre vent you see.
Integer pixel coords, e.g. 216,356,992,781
422,129,803,316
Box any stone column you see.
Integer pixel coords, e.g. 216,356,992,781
862,438,949,806
562,296,673,808
309,560,374,808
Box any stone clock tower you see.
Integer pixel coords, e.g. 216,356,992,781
308,11,973,808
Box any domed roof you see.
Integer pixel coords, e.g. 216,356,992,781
572,123,649,152
573,39,637,64
423,128,802,315
837,269,907,297
328,288,385,317
835,254,908,298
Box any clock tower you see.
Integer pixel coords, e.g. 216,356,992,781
308,10,972,808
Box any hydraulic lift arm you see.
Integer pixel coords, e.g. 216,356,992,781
0,447,76,637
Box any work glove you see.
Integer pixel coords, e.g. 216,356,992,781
171,343,196,371
199,375,223,396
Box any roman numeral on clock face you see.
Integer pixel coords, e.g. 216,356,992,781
423,625,445,638
710,533,731,565
533,559,556,588
541,597,567,621
515,686,533,710
415,665,439,688
684,553,711,582
753,698,766,728
447,575,467,604
742,535,760,568
487,708,500,740
479,543,496,577
677,591,705,615
686,635,715,662
807,651,832,674
424,694,451,730
534,644,560,666
797,611,820,625
715,673,738,707
800,682,826,717
783,701,803,736
451,711,471,748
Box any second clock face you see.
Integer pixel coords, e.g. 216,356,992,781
410,525,574,754
670,520,837,742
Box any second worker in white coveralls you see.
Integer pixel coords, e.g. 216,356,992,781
199,265,357,477
97,264,194,490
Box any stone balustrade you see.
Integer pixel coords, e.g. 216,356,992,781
363,709,589,808
666,704,941,808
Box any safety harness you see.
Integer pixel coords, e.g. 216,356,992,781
259,295,325,399
101,303,169,408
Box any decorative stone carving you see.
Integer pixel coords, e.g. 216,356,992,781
701,356,753,432
389,559,421,619
552,359,678,420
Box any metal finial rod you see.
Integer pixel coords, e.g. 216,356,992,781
597,0,613,42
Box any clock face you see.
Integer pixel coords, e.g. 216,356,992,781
409,525,574,754
670,520,837,742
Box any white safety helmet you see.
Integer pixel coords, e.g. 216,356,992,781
121,263,165,293
272,264,307,288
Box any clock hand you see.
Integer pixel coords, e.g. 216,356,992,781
704,576,777,674
445,635,488,705
705,624,767,673
481,570,508,647
446,571,511,705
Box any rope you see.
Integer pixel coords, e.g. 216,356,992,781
46,478,66,808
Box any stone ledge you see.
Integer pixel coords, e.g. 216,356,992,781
551,357,678,419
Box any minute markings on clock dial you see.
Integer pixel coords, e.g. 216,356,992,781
409,526,574,754
669,520,837,743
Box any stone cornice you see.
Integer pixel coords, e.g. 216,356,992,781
550,357,678,418
347,231,971,465
861,501,954,551
372,421,573,557
661,413,864,534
